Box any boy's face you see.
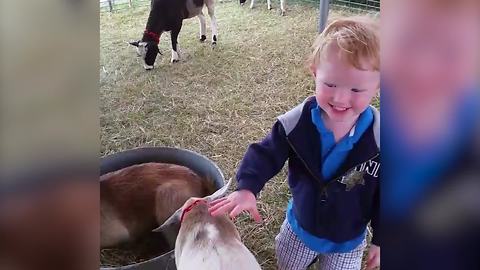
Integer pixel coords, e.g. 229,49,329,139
313,44,379,123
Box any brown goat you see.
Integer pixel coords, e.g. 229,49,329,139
100,162,217,248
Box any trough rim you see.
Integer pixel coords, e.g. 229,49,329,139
100,146,226,270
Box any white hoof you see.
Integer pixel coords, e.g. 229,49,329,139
171,50,179,63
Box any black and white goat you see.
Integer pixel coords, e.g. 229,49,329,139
240,0,285,15
129,0,218,70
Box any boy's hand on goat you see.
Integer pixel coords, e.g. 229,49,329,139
208,190,262,222
365,244,380,270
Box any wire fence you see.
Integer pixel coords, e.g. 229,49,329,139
331,0,379,11
100,0,149,12
100,0,379,12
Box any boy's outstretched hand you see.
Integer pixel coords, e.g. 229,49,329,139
365,244,380,270
208,190,262,222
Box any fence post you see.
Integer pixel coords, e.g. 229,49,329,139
318,0,330,33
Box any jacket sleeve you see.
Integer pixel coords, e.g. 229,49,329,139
236,120,290,195
371,184,380,246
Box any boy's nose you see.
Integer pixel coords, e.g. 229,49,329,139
332,88,350,104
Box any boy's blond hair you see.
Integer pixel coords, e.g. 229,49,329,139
307,16,379,72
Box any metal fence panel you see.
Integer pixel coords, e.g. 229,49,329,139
100,0,150,12
100,0,379,13
331,0,379,11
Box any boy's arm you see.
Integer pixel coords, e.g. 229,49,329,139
371,186,380,246
236,120,290,195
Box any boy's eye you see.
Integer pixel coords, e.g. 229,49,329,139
351,88,364,93
324,82,337,88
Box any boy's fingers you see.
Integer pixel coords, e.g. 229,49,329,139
366,254,379,270
229,205,244,219
209,200,232,216
209,197,228,207
367,250,374,261
208,198,230,212
249,206,262,223
366,258,373,270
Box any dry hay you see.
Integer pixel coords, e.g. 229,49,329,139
101,2,377,269
100,232,171,267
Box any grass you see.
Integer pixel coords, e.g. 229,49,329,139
100,2,376,269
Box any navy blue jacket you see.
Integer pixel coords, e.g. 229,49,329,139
236,97,381,245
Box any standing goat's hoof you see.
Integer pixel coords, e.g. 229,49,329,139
200,35,207,42
171,50,180,63
280,10,285,16
171,59,179,63
268,5,272,10
212,36,217,48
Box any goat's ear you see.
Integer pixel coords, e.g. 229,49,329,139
205,178,233,202
152,208,182,233
129,40,140,47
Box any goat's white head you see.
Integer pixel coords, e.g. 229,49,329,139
128,40,160,70
152,178,233,232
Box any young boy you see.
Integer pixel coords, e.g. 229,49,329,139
210,17,380,270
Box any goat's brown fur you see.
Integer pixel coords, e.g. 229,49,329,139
100,162,216,247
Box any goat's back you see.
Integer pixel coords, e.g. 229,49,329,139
100,162,215,246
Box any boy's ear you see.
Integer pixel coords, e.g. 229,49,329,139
310,65,317,77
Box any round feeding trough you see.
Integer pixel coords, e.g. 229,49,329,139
100,147,225,270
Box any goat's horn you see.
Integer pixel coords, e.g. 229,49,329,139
205,177,233,202
152,208,182,233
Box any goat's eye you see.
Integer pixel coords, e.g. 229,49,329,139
324,82,337,88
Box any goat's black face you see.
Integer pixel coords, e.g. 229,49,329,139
129,40,159,70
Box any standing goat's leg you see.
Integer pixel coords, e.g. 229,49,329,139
267,0,272,10
206,2,218,47
170,21,182,63
250,0,255,9
280,0,285,15
198,12,207,42
108,0,113,12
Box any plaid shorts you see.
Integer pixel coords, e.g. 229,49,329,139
275,219,367,270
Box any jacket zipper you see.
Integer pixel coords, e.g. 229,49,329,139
286,137,379,201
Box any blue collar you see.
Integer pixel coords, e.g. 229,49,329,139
311,106,374,151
